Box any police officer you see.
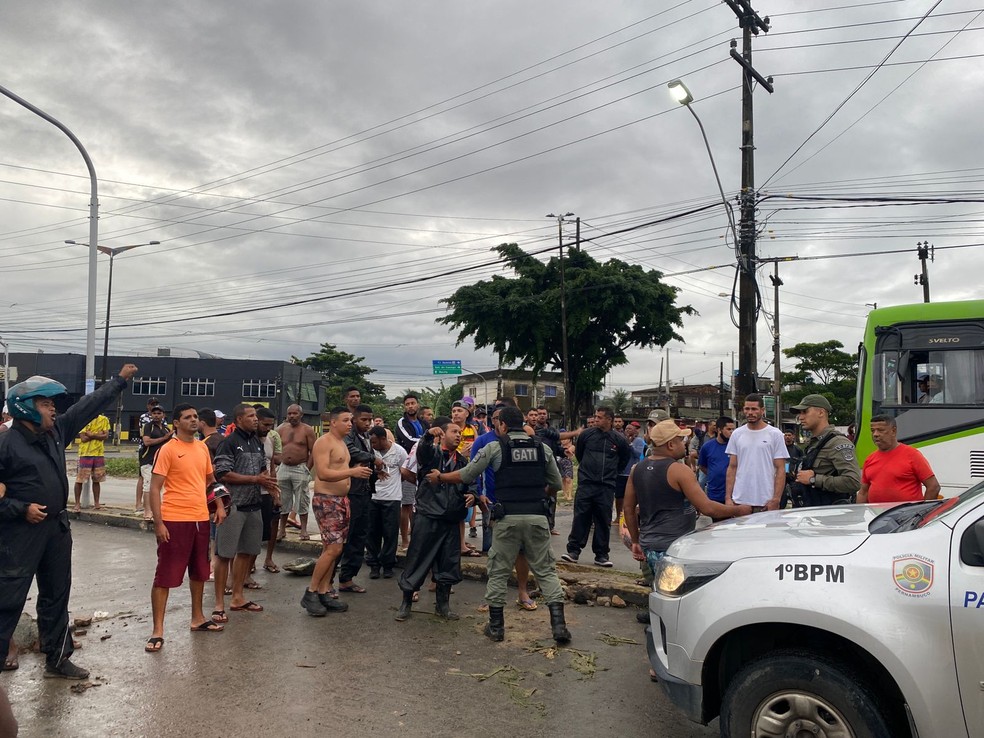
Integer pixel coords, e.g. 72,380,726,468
429,406,571,644
0,364,138,680
788,394,861,507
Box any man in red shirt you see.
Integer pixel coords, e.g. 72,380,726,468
146,404,227,652
858,415,941,504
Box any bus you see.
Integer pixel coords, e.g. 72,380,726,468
856,300,984,496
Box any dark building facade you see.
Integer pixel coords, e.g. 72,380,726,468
7,352,325,442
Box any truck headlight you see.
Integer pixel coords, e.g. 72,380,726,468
654,558,731,597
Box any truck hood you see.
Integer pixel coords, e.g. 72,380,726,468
669,505,890,561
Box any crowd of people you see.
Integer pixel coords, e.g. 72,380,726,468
0,371,945,734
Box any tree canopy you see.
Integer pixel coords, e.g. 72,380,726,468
439,243,692,420
291,343,386,409
781,340,858,425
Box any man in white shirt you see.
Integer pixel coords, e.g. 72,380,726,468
367,426,409,579
725,394,788,511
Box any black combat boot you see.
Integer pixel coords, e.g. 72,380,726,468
484,606,505,642
395,591,414,622
547,602,571,644
434,583,459,620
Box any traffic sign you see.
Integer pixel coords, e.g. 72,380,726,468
432,360,462,375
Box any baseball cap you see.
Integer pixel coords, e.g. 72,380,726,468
647,409,670,424
475,406,487,417
150,405,166,413
214,410,226,419
450,400,469,411
918,373,930,381
649,419,692,446
460,396,475,407
790,394,833,412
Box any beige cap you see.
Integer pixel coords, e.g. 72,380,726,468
649,419,692,446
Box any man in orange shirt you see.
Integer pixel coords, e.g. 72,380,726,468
858,414,941,504
146,404,227,652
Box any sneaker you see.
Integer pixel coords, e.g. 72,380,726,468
382,568,394,579
594,557,614,568
369,566,381,580
318,594,349,612
44,659,89,680
560,552,579,563
300,589,328,617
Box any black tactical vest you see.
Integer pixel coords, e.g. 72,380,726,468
494,434,548,515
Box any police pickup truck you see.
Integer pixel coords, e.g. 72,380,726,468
646,482,984,738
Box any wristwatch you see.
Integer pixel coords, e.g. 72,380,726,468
809,474,816,486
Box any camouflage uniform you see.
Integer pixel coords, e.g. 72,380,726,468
799,425,861,502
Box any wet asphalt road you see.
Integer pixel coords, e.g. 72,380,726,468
3,521,717,738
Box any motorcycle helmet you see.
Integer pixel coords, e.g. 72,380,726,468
6,375,67,424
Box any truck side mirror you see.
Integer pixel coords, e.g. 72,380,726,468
959,519,984,567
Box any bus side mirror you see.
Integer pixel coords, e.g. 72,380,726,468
959,519,984,568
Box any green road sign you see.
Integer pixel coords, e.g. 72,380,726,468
433,360,462,375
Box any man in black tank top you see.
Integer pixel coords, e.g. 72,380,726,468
624,420,751,578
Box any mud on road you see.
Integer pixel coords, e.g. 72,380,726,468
4,522,716,738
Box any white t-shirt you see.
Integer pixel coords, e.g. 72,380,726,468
374,443,409,502
725,424,788,506
400,441,419,500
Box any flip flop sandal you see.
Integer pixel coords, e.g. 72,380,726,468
286,520,302,529
244,581,263,590
299,534,311,541
263,564,280,573
2,656,18,672
230,601,263,613
211,610,229,623
191,619,224,632
411,592,420,603
516,599,538,611
461,549,483,557
145,637,164,653
327,588,339,599
338,584,366,593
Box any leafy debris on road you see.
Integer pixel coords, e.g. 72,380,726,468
526,641,604,680
450,665,545,712
596,632,639,647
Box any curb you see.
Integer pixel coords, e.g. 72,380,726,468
73,507,652,607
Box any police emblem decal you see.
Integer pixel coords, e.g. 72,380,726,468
893,555,934,597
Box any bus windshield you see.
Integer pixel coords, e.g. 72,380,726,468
872,348,984,407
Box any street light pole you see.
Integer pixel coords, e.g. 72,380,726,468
0,83,100,396
546,212,575,427
65,240,159,381
460,366,490,408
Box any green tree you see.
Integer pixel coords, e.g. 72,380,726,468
401,382,462,418
607,388,631,414
291,343,386,410
781,340,858,425
440,244,692,421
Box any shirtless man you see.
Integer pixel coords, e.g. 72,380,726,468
300,407,372,617
276,405,316,541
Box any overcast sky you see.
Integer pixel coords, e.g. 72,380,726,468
2,0,982,398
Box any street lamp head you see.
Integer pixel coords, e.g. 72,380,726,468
667,80,693,106
64,239,78,245
149,241,161,245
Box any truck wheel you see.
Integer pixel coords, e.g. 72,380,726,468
720,649,895,738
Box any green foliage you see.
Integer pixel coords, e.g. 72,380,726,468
781,340,858,425
401,382,463,418
105,457,140,478
291,343,386,410
439,244,692,419
607,388,631,414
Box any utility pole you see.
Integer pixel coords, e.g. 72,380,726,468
724,0,773,404
769,261,783,424
719,361,725,415
546,212,575,426
914,241,932,303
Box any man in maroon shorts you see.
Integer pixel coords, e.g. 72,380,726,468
300,407,371,617
146,403,227,651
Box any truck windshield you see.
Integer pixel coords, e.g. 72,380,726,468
869,480,984,533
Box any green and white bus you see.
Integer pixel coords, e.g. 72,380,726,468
856,300,984,496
